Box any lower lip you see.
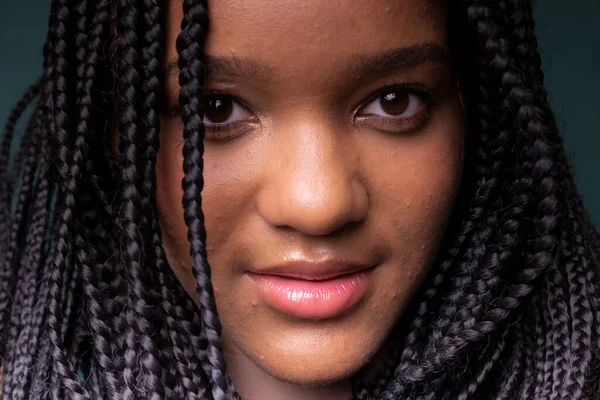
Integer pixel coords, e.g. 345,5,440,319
249,268,374,320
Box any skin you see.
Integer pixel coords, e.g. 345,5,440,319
154,0,464,398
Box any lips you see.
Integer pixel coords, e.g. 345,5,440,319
247,261,376,320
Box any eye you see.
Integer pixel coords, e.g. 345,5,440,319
356,87,433,134
361,90,425,118
203,95,254,125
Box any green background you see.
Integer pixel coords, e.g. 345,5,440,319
1,2,598,224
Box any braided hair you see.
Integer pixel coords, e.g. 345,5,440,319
0,0,598,399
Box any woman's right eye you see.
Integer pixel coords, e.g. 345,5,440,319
197,95,257,140
164,94,258,141
203,95,254,125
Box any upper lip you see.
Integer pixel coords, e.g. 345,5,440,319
249,260,376,281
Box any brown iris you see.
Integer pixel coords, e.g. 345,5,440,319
205,96,233,123
379,91,409,115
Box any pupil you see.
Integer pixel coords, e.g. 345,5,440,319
205,96,233,123
380,92,409,115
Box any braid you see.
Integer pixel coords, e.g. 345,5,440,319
42,0,92,397
454,294,510,400
404,5,531,382
136,4,180,396
495,326,526,399
1,136,50,398
369,1,598,399
71,1,126,398
508,0,600,256
561,203,598,398
58,0,93,375
374,3,521,394
139,0,212,397
502,5,600,397
80,182,127,398
24,122,57,400
546,254,572,397
400,0,560,380
515,304,537,399
0,114,43,360
391,1,511,374
0,79,44,366
0,77,42,204
177,1,238,398
114,1,164,398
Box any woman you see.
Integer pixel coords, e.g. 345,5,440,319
0,0,598,399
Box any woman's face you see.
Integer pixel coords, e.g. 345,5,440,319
157,0,463,386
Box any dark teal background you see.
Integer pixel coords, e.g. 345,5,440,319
1,2,598,224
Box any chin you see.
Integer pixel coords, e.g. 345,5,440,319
235,328,383,387
218,263,412,390
257,356,362,387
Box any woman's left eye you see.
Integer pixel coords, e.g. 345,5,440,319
362,91,423,116
356,88,432,133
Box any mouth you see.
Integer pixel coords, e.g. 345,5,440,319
247,264,377,320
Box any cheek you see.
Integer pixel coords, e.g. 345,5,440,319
364,101,464,319
382,99,464,241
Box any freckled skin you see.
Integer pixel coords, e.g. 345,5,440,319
156,0,464,397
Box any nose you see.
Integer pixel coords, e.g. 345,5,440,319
257,119,369,236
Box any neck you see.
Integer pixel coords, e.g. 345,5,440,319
223,335,352,400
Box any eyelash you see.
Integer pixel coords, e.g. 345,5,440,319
359,83,436,112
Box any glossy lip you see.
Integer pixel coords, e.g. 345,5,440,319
248,261,377,320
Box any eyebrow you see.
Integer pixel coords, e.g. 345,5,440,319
164,43,449,83
349,43,450,80
165,55,274,82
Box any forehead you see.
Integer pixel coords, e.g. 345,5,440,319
165,0,448,68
